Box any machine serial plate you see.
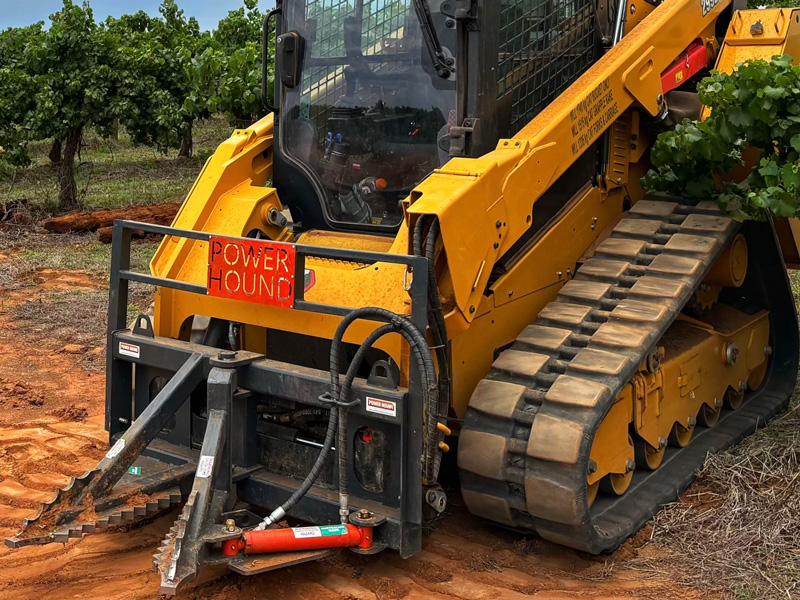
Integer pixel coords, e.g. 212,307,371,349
207,236,296,308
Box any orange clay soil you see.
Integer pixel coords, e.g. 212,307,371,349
0,266,716,600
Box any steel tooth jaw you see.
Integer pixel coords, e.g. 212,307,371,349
4,487,183,549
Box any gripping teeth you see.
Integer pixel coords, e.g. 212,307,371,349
4,487,183,549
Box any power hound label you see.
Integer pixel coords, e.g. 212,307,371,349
366,397,397,418
292,525,348,538
118,342,140,359
196,455,215,478
106,438,125,459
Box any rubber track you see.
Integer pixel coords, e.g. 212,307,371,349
458,195,789,553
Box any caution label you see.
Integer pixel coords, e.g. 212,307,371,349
569,78,619,156
366,397,397,418
196,455,215,478
106,438,125,459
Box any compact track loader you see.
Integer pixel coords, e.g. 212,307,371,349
7,0,800,594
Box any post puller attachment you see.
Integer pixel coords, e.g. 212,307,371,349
6,219,439,596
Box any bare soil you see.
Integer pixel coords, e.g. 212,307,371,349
0,265,716,600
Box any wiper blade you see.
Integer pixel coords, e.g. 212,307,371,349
412,0,454,78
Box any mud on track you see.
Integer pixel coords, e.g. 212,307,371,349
0,267,714,600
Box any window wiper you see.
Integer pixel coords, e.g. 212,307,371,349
412,0,454,78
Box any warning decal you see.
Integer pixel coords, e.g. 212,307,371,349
196,455,215,478
292,525,348,538
569,78,619,156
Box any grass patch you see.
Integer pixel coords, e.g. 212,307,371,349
0,117,232,214
0,233,157,289
638,270,800,600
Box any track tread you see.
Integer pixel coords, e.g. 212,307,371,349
458,195,789,553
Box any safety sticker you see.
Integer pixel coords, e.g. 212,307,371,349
292,525,348,539
197,455,215,478
366,397,397,418
106,438,125,459
128,466,142,475
119,342,140,358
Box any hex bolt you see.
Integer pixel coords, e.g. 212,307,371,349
496,220,502,228
469,305,476,314
658,436,667,449
225,519,236,532
739,380,747,392
588,460,598,474
445,18,455,27
218,350,237,361
508,290,514,297
687,416,697,428
725,342,739,366
358,508,373,520
625,459,636,473
118,417,130,425
629,4,636,13
764,345,773,356
657,94,664,105
493,242,499,249
715,397,723,408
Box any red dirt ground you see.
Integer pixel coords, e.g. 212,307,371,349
0,268,715,600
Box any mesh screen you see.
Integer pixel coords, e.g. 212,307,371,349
497,0,596,132
300,1,413,123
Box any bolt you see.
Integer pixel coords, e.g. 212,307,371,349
715,397,723,408
739,380,747,392
118,417,130,425
504,141,509,146
616,177,622,184
493,242,499,249
764,345,773,356
588,460,598,474
218,350,237,361
687,416,697,428
225,518,236,532
469,305,476,314
445,18,455,27
566,268,572,276
557,271,563,277
496,220,502,228
514,141,520,147
630,3,636,13
657,94,664,105
725,342,739,366
358,508,373,520
508,290,514,297
658,436,667,449
625,459,636,473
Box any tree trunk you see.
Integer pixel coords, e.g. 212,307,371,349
58,126,82,211
110,118,120,141
49,139,62,165
178,124,193,158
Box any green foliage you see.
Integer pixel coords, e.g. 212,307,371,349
747,0,797,8
643,55,800,220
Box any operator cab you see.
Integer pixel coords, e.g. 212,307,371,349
271,0,457,232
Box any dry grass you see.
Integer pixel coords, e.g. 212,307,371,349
635,270,800,600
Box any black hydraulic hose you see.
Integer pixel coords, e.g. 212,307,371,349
424,219,451,481
255,306,438,530
413,215,451,482
336,323,395,523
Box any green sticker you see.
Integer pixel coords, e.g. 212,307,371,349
320,525,348,536
128,466,142,475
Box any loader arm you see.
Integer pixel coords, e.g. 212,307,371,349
408,0,732,323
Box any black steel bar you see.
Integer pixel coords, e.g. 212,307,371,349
89,353,206,500
106,221,133,437
119,271,208,295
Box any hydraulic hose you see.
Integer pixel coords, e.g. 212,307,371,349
255,306,438,530
414,215,451,482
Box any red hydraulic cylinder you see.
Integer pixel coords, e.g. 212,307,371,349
222,524,373,556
